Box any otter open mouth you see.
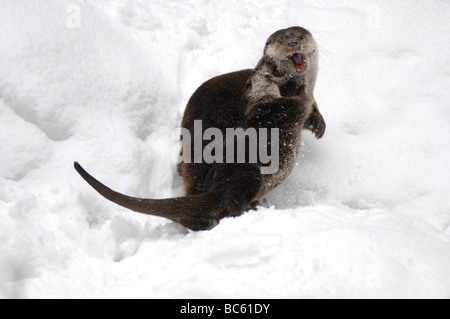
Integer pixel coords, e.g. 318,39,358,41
289,53,307,72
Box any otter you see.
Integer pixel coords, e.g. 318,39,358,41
74,26,325,231
247,26,325,138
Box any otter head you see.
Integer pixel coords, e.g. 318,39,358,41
263,26,318,77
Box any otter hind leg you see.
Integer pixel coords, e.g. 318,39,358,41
179,216,220,231
251,197,271,209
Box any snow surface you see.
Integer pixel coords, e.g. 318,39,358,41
1,0,450,299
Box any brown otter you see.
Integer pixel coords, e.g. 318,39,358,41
247,26,325,138
74,26,325,231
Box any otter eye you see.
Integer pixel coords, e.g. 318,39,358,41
299,36,305,41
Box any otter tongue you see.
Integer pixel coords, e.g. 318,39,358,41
291,53,306,72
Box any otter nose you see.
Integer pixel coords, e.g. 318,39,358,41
288,41,298,48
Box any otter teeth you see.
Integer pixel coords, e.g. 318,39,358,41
288,53,307,72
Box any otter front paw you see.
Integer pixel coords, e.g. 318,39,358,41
304,109,326,139
312,116,326,139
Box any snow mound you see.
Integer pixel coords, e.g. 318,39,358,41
1,0,450,298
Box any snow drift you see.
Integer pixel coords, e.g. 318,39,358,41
1,0,450,298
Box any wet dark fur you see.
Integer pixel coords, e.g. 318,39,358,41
75,27,325,231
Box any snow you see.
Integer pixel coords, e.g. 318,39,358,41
1,0,450,299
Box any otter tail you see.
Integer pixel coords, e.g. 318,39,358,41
74,162,223,231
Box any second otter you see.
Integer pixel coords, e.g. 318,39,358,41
244,26,325,138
